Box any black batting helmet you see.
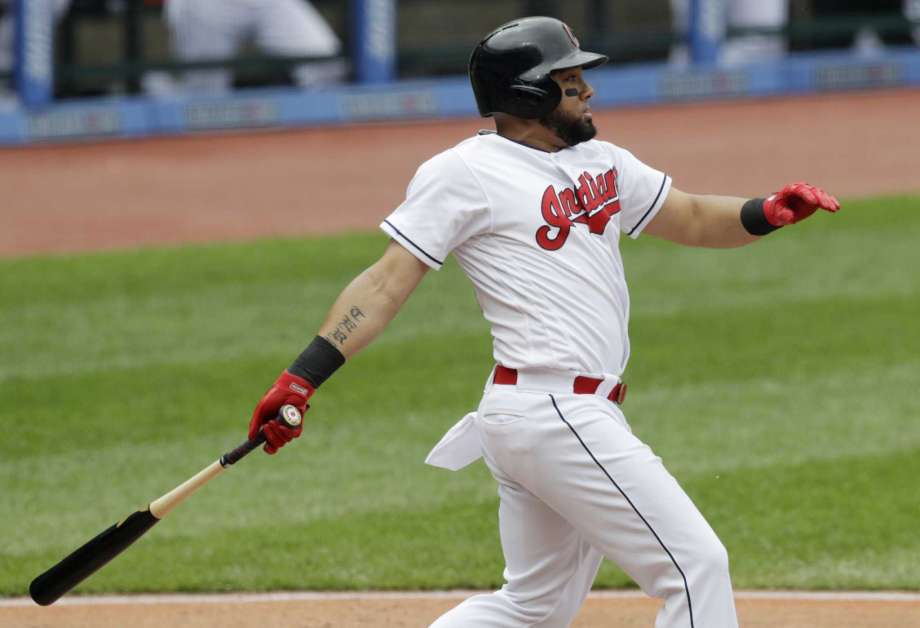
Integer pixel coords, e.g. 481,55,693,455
469,17,608,119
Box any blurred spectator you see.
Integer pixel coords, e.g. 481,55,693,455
810,0,917,55
669,0,789,67
721,0,789,65
0,0,72,99
148,0,345,96
905,0,920,45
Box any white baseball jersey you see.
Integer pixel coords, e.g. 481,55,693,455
381,132,671,377
393,132,738,628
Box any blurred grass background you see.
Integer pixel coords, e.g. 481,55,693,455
1,194,918,595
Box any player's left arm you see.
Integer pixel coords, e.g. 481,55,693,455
643,182,840,248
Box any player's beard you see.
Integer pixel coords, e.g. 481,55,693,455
540,107,597,147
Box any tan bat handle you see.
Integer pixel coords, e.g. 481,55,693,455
147,404,302,520
149,460,224,519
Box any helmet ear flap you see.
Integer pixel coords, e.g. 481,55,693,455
508,77,561,118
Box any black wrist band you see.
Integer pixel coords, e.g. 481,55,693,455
289,336,345,387
740,198,780,236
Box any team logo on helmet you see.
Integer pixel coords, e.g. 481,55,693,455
562,22,580,48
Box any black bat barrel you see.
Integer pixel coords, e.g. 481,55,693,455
29,509,159,606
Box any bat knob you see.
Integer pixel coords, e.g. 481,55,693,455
277,404,303,428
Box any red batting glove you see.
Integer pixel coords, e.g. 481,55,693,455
763,182,841,227
248,370,314,454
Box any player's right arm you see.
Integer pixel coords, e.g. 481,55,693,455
316,239,429,359
247,240,429,453
248,147,488,453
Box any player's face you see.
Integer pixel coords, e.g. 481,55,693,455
541,67,597,146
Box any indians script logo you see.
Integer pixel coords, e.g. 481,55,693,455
536,168,621,250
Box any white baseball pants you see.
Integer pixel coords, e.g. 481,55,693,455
429,372,738,628
165,0,344,93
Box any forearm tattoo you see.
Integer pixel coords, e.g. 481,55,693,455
325,306,366,347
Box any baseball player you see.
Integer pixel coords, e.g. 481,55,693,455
909,0,920,45
669,0,789,67
163,0,344,93
248,17,840,627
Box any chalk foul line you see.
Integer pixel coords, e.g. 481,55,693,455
2,590,920,608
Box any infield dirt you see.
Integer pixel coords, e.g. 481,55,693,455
2,591,919,627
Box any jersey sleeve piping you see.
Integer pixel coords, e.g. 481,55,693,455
626,172,671,239
380,219,444,269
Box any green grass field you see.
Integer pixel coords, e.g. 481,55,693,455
2,195,918,596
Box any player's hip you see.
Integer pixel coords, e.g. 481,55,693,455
479,364,628,418
476,376,643,471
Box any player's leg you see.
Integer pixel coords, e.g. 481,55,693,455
430,417,590,627
429,480,585,627
667,0,691,67
165,0,247,93
0,13,12,80
533,539,604,627
531,394,738,628
254,0,345,87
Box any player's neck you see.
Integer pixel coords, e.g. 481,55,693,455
494,115,568,152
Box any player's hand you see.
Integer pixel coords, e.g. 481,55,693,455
763,182,840,227
249,370,314,454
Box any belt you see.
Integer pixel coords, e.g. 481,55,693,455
492,365,627,405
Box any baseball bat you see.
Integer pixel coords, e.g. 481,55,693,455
28,404,303,606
